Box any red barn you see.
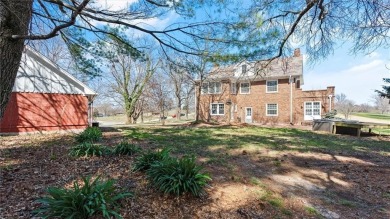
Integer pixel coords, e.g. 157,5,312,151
0,47,97,134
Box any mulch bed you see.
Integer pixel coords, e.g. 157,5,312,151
1,128,389,219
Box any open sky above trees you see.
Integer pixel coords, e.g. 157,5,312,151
94,0,390,105
2,0,390,119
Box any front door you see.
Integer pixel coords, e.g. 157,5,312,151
245,107,252,123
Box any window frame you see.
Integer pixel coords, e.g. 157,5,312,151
231,82,237,94
240,82,250,94
266,80,278,93
201,81,222,94
304,101,321,117
210,103,225,115
242,64,247,75
201,82,208,94
266,103,278,116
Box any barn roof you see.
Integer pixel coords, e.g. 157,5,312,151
12,47,97,97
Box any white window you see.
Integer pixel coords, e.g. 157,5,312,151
304,101,321,120
231,83,237,94
211,103,224,115
202,82,221,94
266,80,278,93
201,82,208,94
240,82,250,94
209,82,221,94
266,103,278,116
242,64,247,75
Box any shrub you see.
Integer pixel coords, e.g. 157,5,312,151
69,142,110,157
147,156,211,196
75,127,102,143
132,148,170,172
113,142,141,156
34,176,132,219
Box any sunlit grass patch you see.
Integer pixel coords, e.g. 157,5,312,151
120,125,390,160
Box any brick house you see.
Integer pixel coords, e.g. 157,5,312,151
0,47,97,134
196,49,335,125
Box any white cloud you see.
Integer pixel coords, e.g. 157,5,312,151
85,2,179,38
303,58,389,105
125,11,180,37
365,51,380,59
93,0,138,11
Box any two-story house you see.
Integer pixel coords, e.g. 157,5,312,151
197,49,335,125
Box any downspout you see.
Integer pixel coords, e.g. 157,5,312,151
194,84,197,121
88,95,97,126
90,100,93,126
289,75,293,124
328,95,333,111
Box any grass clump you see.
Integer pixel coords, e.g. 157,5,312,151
69,142,110,157
268,197,283,207
147,156,211,196
339,198,356,207
34,176,132,219
113,142,141,156
305,206,320,216
133,148,170,171
75,127,102,143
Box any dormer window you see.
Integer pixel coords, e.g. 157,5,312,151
242,64,247,75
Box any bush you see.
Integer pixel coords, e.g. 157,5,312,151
34,176,132,219
75,127,102,143
69,142,110,157
132,148,170,172
147,156,211,196
113,142,141,156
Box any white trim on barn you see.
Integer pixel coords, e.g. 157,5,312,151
13,47,97,98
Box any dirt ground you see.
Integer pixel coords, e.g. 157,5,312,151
1,125,389,219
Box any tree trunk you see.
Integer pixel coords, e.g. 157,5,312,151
195,83,201,121
0,0,33,120
176,104,181,121
126,113,132,124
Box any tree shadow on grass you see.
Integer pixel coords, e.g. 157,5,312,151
1,125,389,218
117,125,390,218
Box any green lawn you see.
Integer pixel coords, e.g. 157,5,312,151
121,126,390,161
2,125,389,218
353,112,390,120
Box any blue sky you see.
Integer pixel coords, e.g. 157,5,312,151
303,45,389,105
92,1,390,105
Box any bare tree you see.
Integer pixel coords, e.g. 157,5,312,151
356,103,374,113
0,0,248,120
371,94,390,114
163,60,194,120
335,93,356,119
148,73,173,125
182,79,195,119
94,37,160,124
3,0,390,121
242,1,390,63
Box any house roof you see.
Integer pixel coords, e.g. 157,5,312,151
12,47,97,97
205,52,304,83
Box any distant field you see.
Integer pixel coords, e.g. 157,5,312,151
95,112,195,124
353,113,390,120
361,127,390,135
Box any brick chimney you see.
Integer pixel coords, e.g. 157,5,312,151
293,48,301,57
